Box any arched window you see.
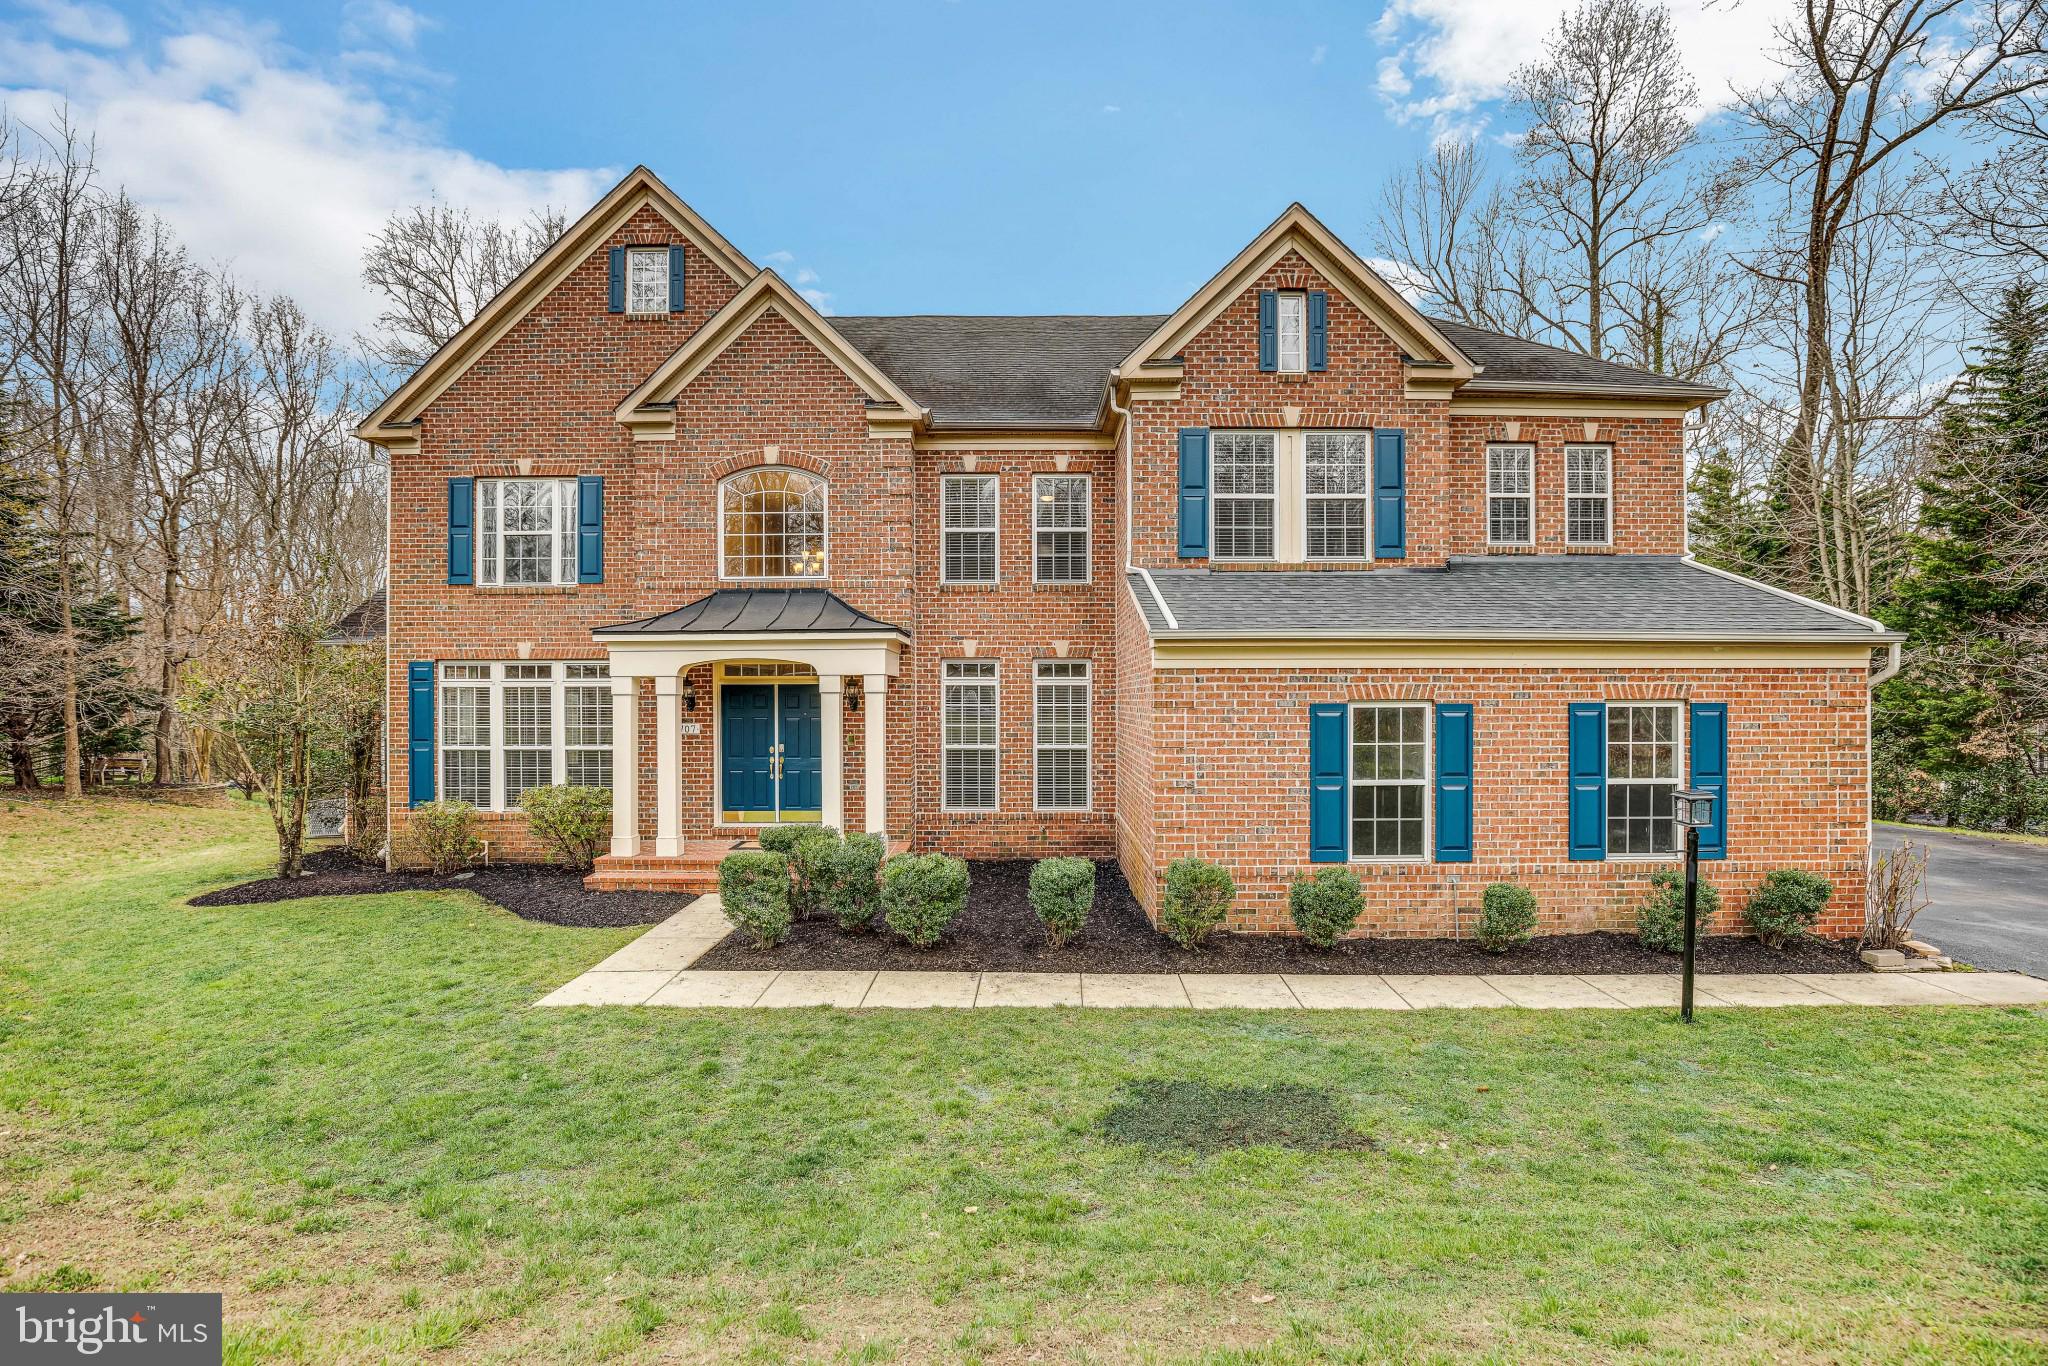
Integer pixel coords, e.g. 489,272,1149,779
720,468,827,578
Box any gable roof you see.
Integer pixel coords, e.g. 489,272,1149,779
1117,203,1475,382
829,315,1166,430
321,589,385,645
614,270,927,438
1128,557,1898,642
357,166,756,446
595,588,903,636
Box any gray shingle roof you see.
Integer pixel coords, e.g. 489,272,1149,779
1425,318,1725,398
1128,558,1897,641
322,589,385,645
824,311,1717,428
828,315,1165,429
595,588,904,636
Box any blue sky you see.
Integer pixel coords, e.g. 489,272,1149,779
0,0,1790,336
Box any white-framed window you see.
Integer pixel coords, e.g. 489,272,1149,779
1351,702,1429,860
1033,474,1091,583
1607,702,1681,857
941,660,999,812
1487,444,1535,546
437,661,612,812
478,479,578,586
1565,444,1611,546
1212,431,1277,560
1305,432,1371,559
1033,660,1090,811
721,468,827,578
626,247,669,315
1276,291,1308,373
941,474,998,584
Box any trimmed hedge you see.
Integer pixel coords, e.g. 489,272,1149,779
1289,867,1363,949
1744,869,1834,948
1476,882,1538,953
1028,857,1095,947
818,832,887,932
1636,870,1722,952
719,850,792,948
786,827,843,919
404,800,479,876
518,784,612,870
1160,857,1235,949
881,853,969,948
758,823,837,856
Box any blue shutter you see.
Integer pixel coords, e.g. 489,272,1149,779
1176,428,1210,558
1309,703,1349,862
407,661,435,807
1435,703,1474,862
576,475,604,583
1568,702,1607,861
1690,702,1728,860
446,477,473,586
1257,290,1278,371
1373,429,1407,559
667,244,685,313
607,246,625,313
1307,289,1329,371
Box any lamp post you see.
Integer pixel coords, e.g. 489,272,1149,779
1671,786,1717,1023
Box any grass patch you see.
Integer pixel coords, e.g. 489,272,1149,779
1099,1080,1373,1153
1,797,2046,1362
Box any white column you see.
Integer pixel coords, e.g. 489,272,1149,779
818,674,843,832
863,672,888,836
609,676,640,857
653,674,681,857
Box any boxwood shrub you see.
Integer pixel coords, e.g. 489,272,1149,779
1636,869,1722,953
818,832,887,932
1289,867,1364,949
881,853,969,948
758,823,836,856
403,800,479,876
1028,857,1095,947
786,827,842,919
1160,857,1235,949
718,850,792,948
1476,882,1538,953
517,784,611,870
1744,869,1835,948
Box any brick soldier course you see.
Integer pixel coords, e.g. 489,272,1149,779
358,167,1900,939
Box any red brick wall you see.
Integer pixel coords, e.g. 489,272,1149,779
1114,578,1158,909
1446,414,1687,557
1130,659,1871,938
1127,250,1453,570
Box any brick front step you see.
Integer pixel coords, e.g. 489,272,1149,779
584,839,749,893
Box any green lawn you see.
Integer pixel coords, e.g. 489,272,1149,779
2,798,2045,1363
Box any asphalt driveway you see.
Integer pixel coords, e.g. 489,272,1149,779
1873,824,2048,977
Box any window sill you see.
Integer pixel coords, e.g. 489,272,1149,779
1482,544,1538,554
1563,544,1616,554
1031,579,1095,590
938,580,1001,590
471,584,578,594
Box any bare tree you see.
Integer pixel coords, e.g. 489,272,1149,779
1731,0,2048,592
1372,141,1538,337
1506,0,1738,367
360,202,566,376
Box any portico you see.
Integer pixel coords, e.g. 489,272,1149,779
590,590,905,872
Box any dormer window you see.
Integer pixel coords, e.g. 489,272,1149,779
1276,291,1308,373
626,247,669,314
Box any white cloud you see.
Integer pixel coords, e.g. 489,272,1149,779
21,0,128,49
1310,43,1328,66
1102,103,1121,114
1373,0,1789,131
340,0,432,52
0,7,614,341
1365,255,1429,302
762,251,832,314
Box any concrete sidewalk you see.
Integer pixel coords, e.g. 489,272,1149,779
535,895,2048,1011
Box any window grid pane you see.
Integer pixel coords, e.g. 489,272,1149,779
1487,446,1534,546
1606,703,1678,855
1305,434,1370,560
722,469,827,578
942,661,999,811
1034,661,1090,810
1034,475,1090,582
1277,292,1307,372
437,662,612,812
1565,445,1611,545
941,475,998,583
1350,704,1427,859
627,248,668,314
1213,433,1276,559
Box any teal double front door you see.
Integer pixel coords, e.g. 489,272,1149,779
719,681,822,824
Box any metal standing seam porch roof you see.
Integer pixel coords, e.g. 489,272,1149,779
594,588,905,637
1129,557,1900,642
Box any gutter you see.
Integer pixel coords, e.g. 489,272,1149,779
1147,628,1904,646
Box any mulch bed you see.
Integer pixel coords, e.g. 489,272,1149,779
692,858,1866,975
187,848,687,928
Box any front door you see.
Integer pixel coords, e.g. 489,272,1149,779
720,681,822,823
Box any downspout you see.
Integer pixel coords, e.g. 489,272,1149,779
1109,374,1179,630
1868,640,1901,689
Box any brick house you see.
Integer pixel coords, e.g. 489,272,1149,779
357,167,1901,937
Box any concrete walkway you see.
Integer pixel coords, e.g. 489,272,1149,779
535,895,2048,1011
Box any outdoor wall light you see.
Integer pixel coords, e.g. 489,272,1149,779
1672,787,1716,829
681,680,698,711
845,677,862,713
